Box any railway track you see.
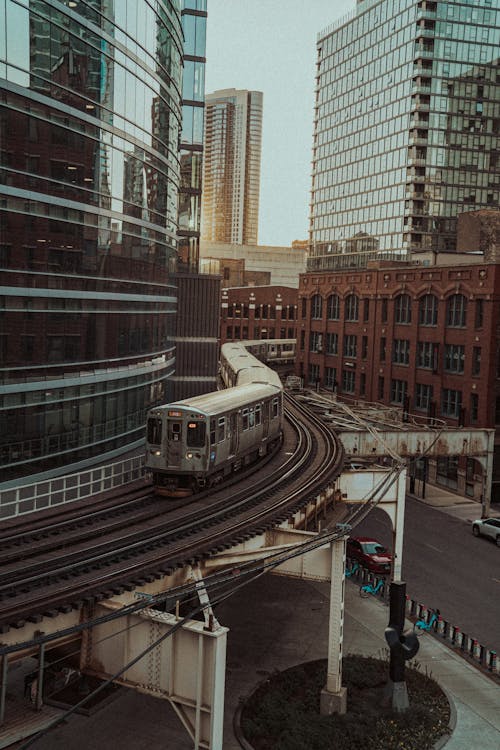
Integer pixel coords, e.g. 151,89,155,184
0,394,343,631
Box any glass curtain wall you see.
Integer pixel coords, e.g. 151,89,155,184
309,0,500,269
0,0,183,484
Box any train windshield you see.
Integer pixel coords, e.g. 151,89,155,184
187,420,206,448
147,417,162,445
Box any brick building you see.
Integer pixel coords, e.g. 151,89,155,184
296,243,500,502
220,286,298,345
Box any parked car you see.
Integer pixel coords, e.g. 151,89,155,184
472,518,500,546
346,536,393,575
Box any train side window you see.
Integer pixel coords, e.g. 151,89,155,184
249,407,255,428
272,398,279,419
217,417,225,441
210,418,216,445
255,405,261,425
242,409,249,430
147,417,162,445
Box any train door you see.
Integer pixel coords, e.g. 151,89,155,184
229,412,238,455
166,419,183,467
262,400,269,438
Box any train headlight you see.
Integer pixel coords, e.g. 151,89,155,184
151,450,161,456
186,451,193,459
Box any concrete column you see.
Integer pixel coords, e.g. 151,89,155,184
320,537,347,715
392,469,407,582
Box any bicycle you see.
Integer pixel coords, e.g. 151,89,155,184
359,579,385,598
345,561,359,578
413,608,440,636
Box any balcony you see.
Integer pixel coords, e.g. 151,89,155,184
409,118,429,129
417,9,437,20
414,48,434,60
412,82,432,95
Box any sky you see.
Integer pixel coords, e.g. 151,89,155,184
204,0,354,248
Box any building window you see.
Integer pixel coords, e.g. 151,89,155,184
471,393,479,423
308,363,320,385
436,456,458,489
446,294,467,327
342,368,355,393
362,336,368,359
390,379,407,404
475,299,484,328
415,383,433,411
472,346,481,376
299,329,304,350
442,388,462,418
418,294,438,326
360,372,366,396
345,294,359,321
363,299,370,322
301,298,307,319
378,376,385,400
394,294,412,324
417,341,438,370
311,294,323,319
444,344,465,374
381,298,388,323
326,332,338,355
343,334,357,358
392,339,410,365
325,366,337,389
380,337,386,362
327,294,340,320
310,331,323,352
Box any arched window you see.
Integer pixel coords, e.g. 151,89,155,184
345,294,359,321
311,294,323,319
327,294,340,320
446,294,467,327
395,294,412,324
419,294,438,326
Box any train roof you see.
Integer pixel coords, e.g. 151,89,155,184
150,382,281,418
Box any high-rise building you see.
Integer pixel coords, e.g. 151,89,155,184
309,0,500,270
201,88,263,245
178,0,207,273
0,1,183,486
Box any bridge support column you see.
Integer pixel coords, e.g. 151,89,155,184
320,537,347,715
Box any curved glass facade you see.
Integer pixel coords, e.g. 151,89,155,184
0,0,183,484
310,0,500,265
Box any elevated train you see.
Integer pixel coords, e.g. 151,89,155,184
146,342,284,496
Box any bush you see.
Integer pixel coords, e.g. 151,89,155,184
240,655,450,750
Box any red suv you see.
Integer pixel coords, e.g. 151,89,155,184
346,536,392,575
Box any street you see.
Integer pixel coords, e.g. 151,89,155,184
353,495,500,653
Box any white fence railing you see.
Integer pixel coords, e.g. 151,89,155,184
0,455,147,520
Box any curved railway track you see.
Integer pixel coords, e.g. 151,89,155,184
0,394,343,631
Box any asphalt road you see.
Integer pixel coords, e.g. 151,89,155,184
353,495,500,653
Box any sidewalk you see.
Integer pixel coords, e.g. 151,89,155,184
13,573,500,750
407,482,500,522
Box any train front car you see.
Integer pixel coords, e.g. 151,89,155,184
146,404,211,497
146,342,285,497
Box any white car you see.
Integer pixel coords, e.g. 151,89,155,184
472,518,500,546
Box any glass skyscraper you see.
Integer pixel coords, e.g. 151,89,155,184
0,0,183,485
201,88,263,245
309,0,500,269
178,0,207,272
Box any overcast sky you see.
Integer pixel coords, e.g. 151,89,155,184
204,0,354,247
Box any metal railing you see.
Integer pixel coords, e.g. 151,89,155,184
0,455,146,520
